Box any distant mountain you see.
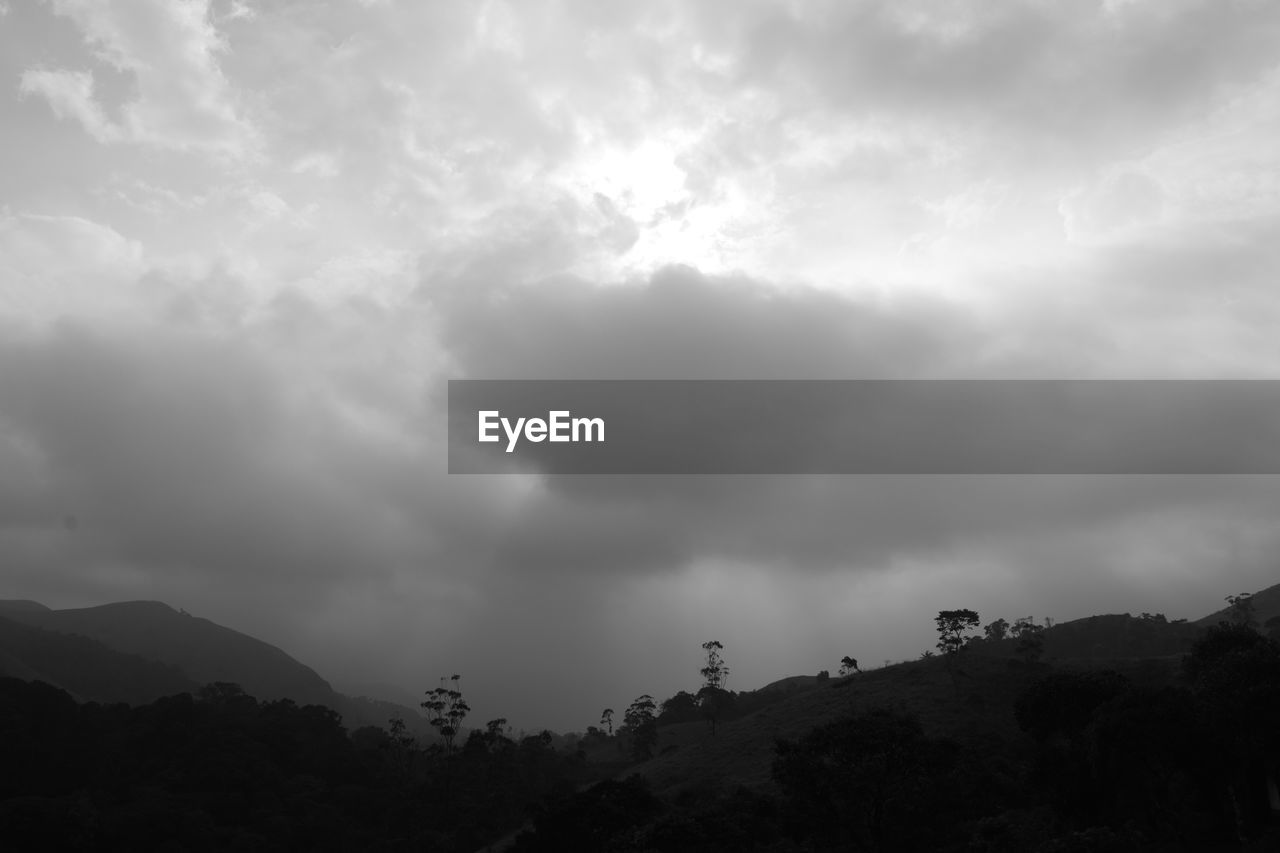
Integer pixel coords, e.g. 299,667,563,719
0,599,428,734
758,674,822,694
0,600,52,614
3,600,336,706
0,614,197,704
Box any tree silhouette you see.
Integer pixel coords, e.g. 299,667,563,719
600,707,614,736
0,676,599,851
196,681,251,706
386,715,417,781
421,674,470,753
622,695,658,760
935,610,980,699
1012,617,1046,664
1224,592,1257,628
838,656,860,676
983,618,1009,642
699,640,729,689
935,609,980,656
658,691,699,724
698,640,731,735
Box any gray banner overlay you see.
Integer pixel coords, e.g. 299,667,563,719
447,380,1280,474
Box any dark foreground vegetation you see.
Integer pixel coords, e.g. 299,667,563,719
0,680,595,851
513,621,1280,852
3,614,1280,850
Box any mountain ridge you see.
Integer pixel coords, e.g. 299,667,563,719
2,599,336,707
0,598,428,734
4,582,1275,739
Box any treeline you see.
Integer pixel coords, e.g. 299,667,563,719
5,601,1280,849
0,680,594,851
512,621,1280,851
583,640,808,762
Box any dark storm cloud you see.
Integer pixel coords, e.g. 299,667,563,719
12,259,1260,597
3,257,1278,730
0,321,448,593
420,263,1280,580
468,473,1280,581
430,263,983,380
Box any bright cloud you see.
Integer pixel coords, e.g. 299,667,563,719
24,0,257,157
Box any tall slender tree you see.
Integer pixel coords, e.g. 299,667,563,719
698,640,731,734
935,610,980,699
421,674,470,753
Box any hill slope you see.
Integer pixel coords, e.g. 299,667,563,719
1194,581,1280,628
963,612,1203,664
635,654,1046,797
631,601,1231,798
0,614,197,704
3,600,336,706
0,600,429,733
0,600,52,614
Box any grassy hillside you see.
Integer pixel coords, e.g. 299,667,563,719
633,655,1032,797
1195,581,1280,628
963,612,1203,663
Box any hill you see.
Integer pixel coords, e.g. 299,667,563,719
963,612,1203,664
0,614,197,704
1195,581,1280,628
0,600,428,734
622,597,1241,801
0,600,52,614
1039,612,1201,659
756,674,822,694
632,653,1178,799
3,600,336,706
635,655,1021,797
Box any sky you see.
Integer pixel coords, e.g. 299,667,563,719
2,0,1280,732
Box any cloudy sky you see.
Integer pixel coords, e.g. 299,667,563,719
3,0,1280,731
